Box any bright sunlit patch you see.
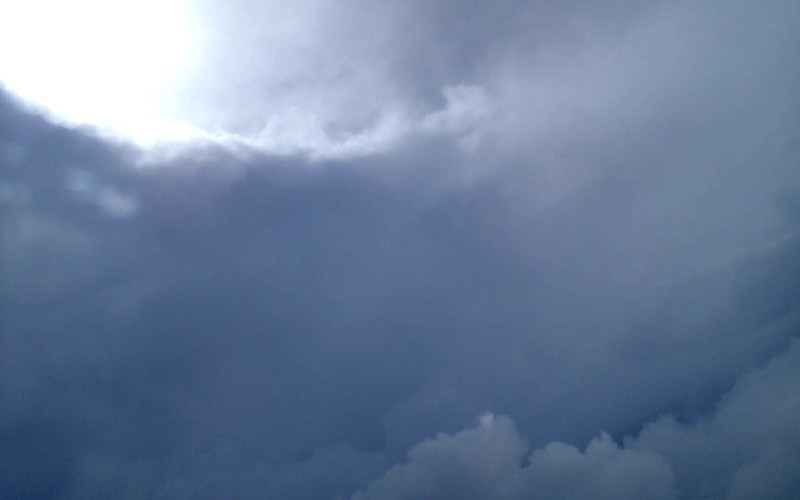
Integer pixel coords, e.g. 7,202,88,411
0,0,198,144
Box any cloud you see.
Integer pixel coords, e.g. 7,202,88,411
1,1,800,498
356,339,800,499
65,169,139,219
629,338,800,499
354,413,677,500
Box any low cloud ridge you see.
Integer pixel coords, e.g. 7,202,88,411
356,340,800,499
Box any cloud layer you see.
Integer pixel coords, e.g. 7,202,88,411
1,1,800,498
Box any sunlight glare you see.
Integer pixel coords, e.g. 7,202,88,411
0,0,198,143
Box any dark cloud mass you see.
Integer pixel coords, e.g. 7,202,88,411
2,1,800,499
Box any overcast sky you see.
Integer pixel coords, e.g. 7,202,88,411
1,1,800,498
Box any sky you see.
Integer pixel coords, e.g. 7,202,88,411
1,1,800,498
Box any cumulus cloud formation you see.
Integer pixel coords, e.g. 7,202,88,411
354,413,677,500
356,339,800,500
1,1,800,499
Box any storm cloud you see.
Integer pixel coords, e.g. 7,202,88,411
1,1,800,499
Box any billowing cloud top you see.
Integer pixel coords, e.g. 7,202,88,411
1,1,800,499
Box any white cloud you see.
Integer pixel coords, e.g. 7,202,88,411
355,339,800,499
354,413,677,500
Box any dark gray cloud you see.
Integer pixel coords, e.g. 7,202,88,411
1,1,800,498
